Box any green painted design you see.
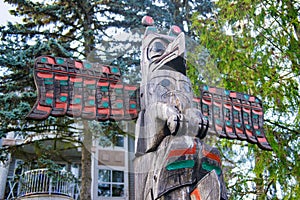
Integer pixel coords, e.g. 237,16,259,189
60,80,68,86
224,90,230,96
226,121,231,126
41,57,48,63
243,112,249,117
236,123,242,128
44,78,53,85
130,104,136,109
116,103,123,109
87,84,95,89
233,110,238,115
255,98,260,103
60,96,67,102
74,82,81,88
56,58,64,64
46,98,53,105
166,160,195,171
100,86,109,92
253,114,258,119
111,67,119,73
246,124,251,130
216,119,221,125
255,130,261,135
203,85,209,91
244,94,249,100
84,63,92,69
74,98,81,104
89,100,95,105
202,162,221,175
116,89,123,94
102,102,109,108
128,91,134,96
203,104,208,109
147,26,157,32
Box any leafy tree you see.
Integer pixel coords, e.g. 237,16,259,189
0,0,215,199
192,0,299,199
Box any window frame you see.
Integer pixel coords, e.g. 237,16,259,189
97,168,125,198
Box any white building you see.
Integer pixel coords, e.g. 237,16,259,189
0,121,135,200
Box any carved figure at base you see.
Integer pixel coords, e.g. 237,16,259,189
134,16,228,200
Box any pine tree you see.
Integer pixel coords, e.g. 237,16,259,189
0,0,215,199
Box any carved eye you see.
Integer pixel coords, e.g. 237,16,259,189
151,41,165,53
180,81,192,93
147,39,167,59
160,79,170,87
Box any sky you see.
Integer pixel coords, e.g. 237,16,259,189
0,0,21,25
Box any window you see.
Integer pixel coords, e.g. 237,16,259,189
99,134,125,149
115,135,124,148
98,169,125,197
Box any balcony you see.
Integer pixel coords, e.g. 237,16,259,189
6,169,80,200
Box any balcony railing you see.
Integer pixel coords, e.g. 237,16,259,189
6,168,80,200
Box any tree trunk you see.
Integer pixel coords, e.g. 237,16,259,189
255,155,265,200
80,120,93,200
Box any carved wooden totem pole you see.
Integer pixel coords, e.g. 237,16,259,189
27,16,272,200
134,16,228,200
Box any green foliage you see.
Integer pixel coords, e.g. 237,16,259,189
192,0,299,199
0,0,215,199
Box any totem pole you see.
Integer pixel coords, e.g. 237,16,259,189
134,16,228,200
27,16,272,200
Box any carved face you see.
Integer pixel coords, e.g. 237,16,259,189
147,70,193,112
141,29,187,86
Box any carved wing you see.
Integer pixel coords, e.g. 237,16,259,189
193,85,272,151
27,55,272,150
26,56,140,121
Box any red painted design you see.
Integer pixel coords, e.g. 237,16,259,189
190,188,202,200
37,104,51,112
202,99,212,105
37,72,53,78
84,80,96,86
145,16,154,25
46,56,56,64
167,142,197,159
111,84,123,89
70,77,82,82
230,92,237,98
252,109,263,115
102,66,111,74
98,82,109,87
75,61,83,69
55,75,68,80
55,102,67,109
257,137,267,143
202,148,221,165
46,93,53,98
172,25,181,34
